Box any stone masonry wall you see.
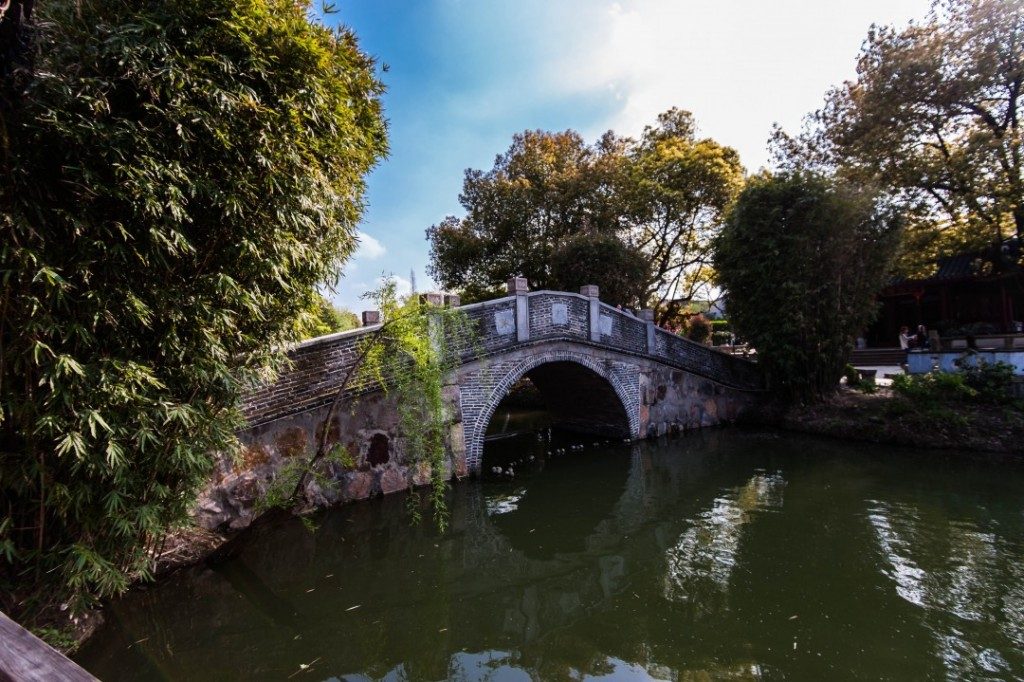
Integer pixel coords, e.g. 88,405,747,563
198,383,467,531
213,288,764,530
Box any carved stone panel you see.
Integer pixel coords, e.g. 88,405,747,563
495,309,516,335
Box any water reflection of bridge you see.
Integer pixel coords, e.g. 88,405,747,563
78,432,1024,681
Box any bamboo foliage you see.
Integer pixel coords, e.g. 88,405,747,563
0,0,387,617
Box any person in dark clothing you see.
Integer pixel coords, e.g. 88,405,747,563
915,324,929,350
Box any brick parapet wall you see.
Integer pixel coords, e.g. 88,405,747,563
596,301,647,354
241,327,378,427
526,292,590,342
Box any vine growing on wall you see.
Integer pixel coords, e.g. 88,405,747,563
277,278,477,531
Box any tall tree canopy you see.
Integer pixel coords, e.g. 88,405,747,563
715,173,901,402
427,130,627,302
427,110,743,316
625,109,745,312
0,0,386,617
775,0,1023,271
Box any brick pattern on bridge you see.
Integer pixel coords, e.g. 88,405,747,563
457,347,643,471
198,287,765,530
526,293,590,342
242,290,762,428
242,330,369,427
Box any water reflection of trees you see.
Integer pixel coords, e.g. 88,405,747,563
78,437,784,681
867,500,1024,678
662,473,786,616
75,432,1024,682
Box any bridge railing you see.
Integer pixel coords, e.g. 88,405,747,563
459,282,760,390
241,280,762,427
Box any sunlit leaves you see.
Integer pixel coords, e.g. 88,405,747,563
356,280,478,531
0,0,386,617
775,0,1023,269
427,109,743,315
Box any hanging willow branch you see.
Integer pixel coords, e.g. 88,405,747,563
283,278,477,530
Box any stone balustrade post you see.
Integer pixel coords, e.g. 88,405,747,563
581,285,601,342
361,310,380,326
508,277,530,342
419,292,444,306
640,309,656,354
444,293,461,308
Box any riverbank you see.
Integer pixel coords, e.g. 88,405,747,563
6,525,230,656
779,386,1024,455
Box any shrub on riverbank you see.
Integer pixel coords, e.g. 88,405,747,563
781,384,1024,455
0,0,386,630
892,360,1017,406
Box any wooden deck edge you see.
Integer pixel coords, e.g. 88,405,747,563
0,611,97,682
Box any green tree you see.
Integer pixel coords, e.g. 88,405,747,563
426,111,742,314
295,295,360,340
625,109,745,317
548,232,648,308
714,173,900,402
775,0,1023,259
0,0,387,620
426,130,626,302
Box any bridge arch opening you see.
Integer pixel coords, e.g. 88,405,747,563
480,360,633,474
518,361,631,438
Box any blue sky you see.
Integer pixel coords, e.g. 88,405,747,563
326,0,933,313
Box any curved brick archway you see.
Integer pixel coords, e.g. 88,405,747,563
461,350,642,473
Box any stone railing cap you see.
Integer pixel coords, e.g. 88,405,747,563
507,277,529,294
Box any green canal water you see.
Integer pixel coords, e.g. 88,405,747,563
76,428,1024,681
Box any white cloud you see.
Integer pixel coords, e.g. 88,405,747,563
377,274,413,299
535,0,933,170
355,231,386,260
326,273,414,312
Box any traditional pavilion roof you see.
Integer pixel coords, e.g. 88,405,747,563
883,238,1020,293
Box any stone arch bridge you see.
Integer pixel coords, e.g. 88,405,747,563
199,282,763,528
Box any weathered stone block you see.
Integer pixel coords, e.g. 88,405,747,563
580,284,600,298
345,471,374,500
361,310,380,325
442,385,463,423
274,427,307,458
379,468,408,495
507,277,529,294
239,444,270,471
449,423,467,477
411,461,432,487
